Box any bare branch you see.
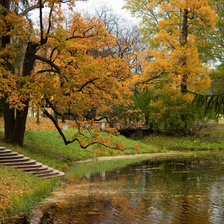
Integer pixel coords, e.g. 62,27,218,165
50,47,57,60
67,26,97,40
78,78,99,92
35,55,60,73
39,0,44,43
37,69,58,74
46,3,54,38
43,109,70,145
19,3,41,16
66,34,96,40
43,108,125,149
136,72,165,86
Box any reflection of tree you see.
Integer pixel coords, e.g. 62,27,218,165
210,181,224,224
40,181,146,224
40,162,224,224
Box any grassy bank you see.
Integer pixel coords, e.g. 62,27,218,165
0,129,162,171
4,125,224,171
144,126,224,151
0,165,60,223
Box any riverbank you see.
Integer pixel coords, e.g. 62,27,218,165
0,118,224,222
67,150,224,179
0,165,60,224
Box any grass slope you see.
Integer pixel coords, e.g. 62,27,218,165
144,126,224,151
0,165,60,223
0,128,162,170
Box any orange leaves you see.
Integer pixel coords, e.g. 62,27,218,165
0,168,36,212
0,10,29,41
137,0,215,91
0,1,134,147
67,13,116,50
158,0,217,30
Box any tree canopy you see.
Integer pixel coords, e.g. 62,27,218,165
0,0,133,147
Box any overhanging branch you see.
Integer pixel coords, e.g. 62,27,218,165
43,108,125,150
35,55,60,73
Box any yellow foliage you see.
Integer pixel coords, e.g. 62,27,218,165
134,0,216,119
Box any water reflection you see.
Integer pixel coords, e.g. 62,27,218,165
37,161,224,224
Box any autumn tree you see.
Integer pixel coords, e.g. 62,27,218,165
124,0,217,133
0,0,132,146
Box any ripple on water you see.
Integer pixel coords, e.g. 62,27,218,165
32,161,224,224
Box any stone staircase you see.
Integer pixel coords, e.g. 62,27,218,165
0,147,65,179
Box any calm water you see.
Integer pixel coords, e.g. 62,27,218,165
37,160,224,224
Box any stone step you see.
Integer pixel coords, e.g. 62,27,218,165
0,149,12,154
0,157,30,163
0,154,24,160
3,159,36,166
0,152,18,157
37,170,61,178
12,162,42,169
28,168,54,175
0,146,65,179
42,171,65,179
19,164,47,171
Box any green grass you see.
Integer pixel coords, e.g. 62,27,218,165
143,127,224,151
1,125,224,171
0,129,161,170
7,178,60,218
0,165,60,223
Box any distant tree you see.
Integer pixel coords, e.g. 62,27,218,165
0,99,3,117
92,5,145,74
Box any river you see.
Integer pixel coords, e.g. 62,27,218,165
31,159,224,224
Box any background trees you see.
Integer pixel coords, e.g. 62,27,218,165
124,0,217,133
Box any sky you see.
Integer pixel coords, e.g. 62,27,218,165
74,0,134,21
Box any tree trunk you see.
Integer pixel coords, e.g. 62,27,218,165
4,102,29,145
180,9,189,94
145,114,149,127
4,101,15,143
36,108,40,123
12,42,38,145
1,0,16,143
1,0,38,145
13,101,29,145
62,115,65,123
3,42,38,145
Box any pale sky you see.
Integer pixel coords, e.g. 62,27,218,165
74,0,134,21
